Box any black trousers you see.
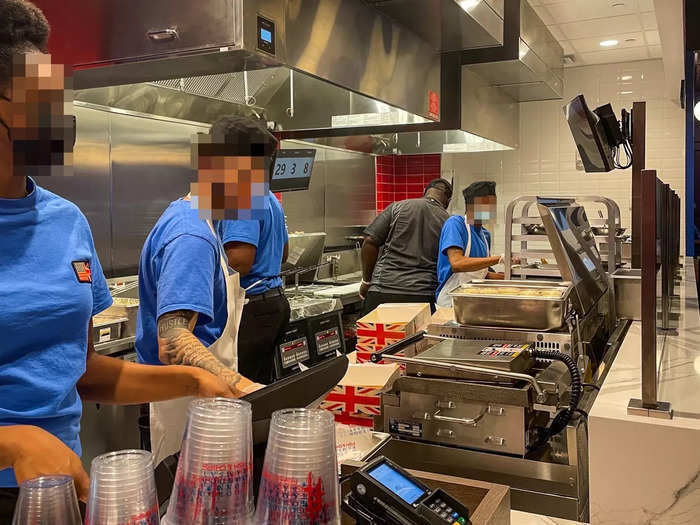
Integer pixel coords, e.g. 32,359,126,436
238,290,291,384
362,290,436,316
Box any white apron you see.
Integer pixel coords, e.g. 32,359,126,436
436,217,490,308
149,220,246,467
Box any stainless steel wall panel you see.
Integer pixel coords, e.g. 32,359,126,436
280,140,376,248
109,111,208,275
39,106,113,275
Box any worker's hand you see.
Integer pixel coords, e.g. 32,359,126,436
10,425,90,502
240,382,266,395
512,257,522,265
359,281,371,300
219,370,265,397
193,369,237,398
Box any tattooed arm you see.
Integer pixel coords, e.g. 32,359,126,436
157,310,256,396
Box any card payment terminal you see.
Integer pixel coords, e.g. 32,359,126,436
343,457,471,525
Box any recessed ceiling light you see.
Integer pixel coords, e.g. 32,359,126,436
620,91,633,95
621,75,633,80
600,39,619,47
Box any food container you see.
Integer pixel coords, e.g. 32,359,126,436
611,268,641,320
102,297,139,337
91,316,127,344
449,280,573,330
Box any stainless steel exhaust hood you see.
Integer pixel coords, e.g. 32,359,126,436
365,0,504,52
62,0,441,129
461,0,564,101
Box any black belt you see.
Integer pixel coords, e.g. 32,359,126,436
246,287,285,303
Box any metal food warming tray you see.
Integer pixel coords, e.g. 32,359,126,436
450,280,573,330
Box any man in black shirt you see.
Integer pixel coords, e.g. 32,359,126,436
360,179,452,314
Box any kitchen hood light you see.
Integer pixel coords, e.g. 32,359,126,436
600,40,619,47
456,0,481,12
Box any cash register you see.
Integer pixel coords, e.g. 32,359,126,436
343,457,472,525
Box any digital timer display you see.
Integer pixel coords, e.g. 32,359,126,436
270,149,316,192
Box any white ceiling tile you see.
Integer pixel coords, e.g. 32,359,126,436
569,32,645,53
641,11,658,29
637,0,655,11
644,30,660,45
558,14,642,40
546,0,638,24
578,46,653,65
648,45,662,58
548,25,566,41
532,5,556,25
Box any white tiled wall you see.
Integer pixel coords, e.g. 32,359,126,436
442,59,686,256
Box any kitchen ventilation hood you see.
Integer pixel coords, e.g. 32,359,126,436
60,0,440,129
461,0,564,101
364,0,504,52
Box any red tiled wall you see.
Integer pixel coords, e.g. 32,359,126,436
375,154,442,212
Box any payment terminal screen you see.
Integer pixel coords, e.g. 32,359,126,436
368,463,425,504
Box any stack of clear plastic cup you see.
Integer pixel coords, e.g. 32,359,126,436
255,408,341,525
163,398,254,525
12,475,81,525
85,449,159,525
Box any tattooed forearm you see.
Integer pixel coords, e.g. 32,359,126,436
157,311,242,389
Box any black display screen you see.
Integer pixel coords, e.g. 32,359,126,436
563,94,615,173
270,149,316,192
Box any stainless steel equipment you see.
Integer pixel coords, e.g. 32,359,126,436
282,232,326,284
381,340,564,457
611,268,641,320
371,320,631,522
505,195,623,278
61,0,441,128
461,0,565,102
450,280,573,331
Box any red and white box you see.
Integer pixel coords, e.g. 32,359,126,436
355,303,431,363
320,358,401,428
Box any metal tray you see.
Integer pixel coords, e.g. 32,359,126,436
450,280,573,330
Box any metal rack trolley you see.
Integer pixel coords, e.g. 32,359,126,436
504,196,623,279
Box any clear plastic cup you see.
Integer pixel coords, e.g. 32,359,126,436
163,398,254,525
85,449,159,525
255,409,340,525
12,475,81,525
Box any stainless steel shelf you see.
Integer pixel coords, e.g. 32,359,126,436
95,336,135,356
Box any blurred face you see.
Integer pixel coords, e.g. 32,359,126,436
467,195,497,226
190,136,269,220
0,52,74,177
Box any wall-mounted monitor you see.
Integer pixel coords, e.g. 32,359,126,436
563,94,615,173
270,149,316,192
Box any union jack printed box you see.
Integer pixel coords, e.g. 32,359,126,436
320,362,401,426
355,303,431,363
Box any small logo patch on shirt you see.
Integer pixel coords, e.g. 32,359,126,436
72,261,92,283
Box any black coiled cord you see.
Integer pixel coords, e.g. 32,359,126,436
528,349,583,449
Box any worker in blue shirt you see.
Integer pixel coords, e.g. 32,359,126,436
218,187,290,385
0,2,234,517
135,115,270,466
436,181,506,308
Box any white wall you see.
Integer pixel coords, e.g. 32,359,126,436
442,59,686,256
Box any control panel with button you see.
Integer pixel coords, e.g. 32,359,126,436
342,456,472,525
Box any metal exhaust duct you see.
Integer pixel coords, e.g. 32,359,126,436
461,0,565,102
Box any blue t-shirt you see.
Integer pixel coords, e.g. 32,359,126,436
135,199,229,366
436,216,491,298
0,178,112,487
217,194,288,296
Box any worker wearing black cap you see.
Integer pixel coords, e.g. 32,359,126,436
436,181,507,308
360,179,452,314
